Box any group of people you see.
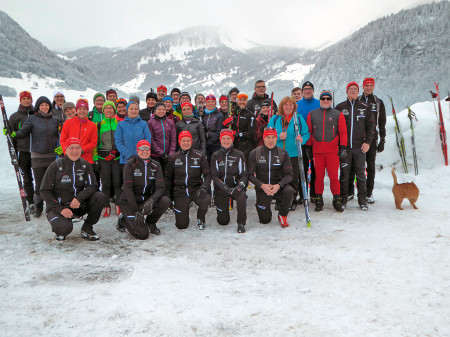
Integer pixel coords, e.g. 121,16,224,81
4,77,386,241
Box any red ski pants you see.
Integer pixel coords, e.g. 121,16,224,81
313,153,340,195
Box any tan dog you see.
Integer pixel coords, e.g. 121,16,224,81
392,167,419,210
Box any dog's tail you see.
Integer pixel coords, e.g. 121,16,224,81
391,167,398,186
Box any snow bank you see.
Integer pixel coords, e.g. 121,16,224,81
0,97,449,336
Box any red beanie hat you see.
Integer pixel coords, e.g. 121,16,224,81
346,81,359,92
19,91,33,103
219,95,228,102
181,102,193,110
136,140,151,151
157,85,167,92
178,130,192,144
263,127,277,139
220,129,234,142
76,99,89,110
65,137,81,150
363,78,375,87
205,94,216,102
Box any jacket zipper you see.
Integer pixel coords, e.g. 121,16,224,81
268,149,271,184
72,162,77,196
350,100,354,148
143,161,148,195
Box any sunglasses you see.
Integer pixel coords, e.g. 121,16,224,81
116,98,127,104
77,98,89,104
137,146,151,151
264,127,277,131
320,97,332,101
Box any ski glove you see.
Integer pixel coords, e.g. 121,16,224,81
197,187,208,199
231,182,246,198
223,116,233,127
54,146,63,155
223,185,234,195
2,128,6,135
305,145,313,160
377,140,385,153
338,146,347,158
140,199,154,215
161,153,168,161
3,128,15,137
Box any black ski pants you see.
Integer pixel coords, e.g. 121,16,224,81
340,148,367,205
18,151,34,204
99,159,122,207
120,195,171,240
46,191,105,237
173,192,211,229
348,138,377,197
255,184,294,224
214,190,247,226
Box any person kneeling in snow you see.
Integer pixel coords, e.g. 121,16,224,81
210,129,248,233
40,137,105,241
248,127,294,227
117,140,171,239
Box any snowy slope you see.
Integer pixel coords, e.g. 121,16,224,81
0,99,449,336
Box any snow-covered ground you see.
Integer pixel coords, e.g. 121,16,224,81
0,96,449,336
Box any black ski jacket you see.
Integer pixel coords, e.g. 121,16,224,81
139,107,154,122
14,110,61,155
335,99,375,149
176,117,207,153
248,145,292,188
165,148,211,198
358,94,386,141
40,156,97,213
246,93,278,116
210,146,248,191
230,107,256,154
9,105,33,152
201,108,224,149
120,156,165,213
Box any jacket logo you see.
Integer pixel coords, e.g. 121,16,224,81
192,157,199,166
259,156,266,164
219,161,225,167
61,175,71,183
370,103,377,111
342,109,349,115
134,169,142,176
175,159,183,166
358,109,366,115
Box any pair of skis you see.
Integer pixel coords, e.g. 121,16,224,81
388,96,409,173
0,95,31,221
430,83,448,166
407,108,419,176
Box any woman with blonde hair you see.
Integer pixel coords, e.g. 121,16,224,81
267,96,310,210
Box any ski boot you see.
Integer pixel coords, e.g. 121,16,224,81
237,223,246,233
103,207,111,217
278,214,289,228
332,195,344,212
148,223,161,235
55,235,66,241
33,201,43,218
81,223,99,241
116,214,126,233
360,204,369,211
314,195,324,212
197,219,205,230
366,194,375,204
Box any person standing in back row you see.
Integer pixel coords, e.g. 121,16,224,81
336,82,375,211
296,81,320,203
347,77,386,204
246,80,277,116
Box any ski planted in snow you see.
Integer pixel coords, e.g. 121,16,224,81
0,95,31,221
434,83,448,166
388,96,408,173
268,92,274,120
407,108,419,176
293,110,311,227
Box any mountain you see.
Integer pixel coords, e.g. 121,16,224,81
0,10,99,92
62,25,309,98
303,1,450,109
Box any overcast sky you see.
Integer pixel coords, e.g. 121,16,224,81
1,0,434,51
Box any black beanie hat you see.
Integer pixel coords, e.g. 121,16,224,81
146,92,157,100
171,88,181,95
302,81,314,91
229,87,240,95
154,102,166,111
179,92,191,100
